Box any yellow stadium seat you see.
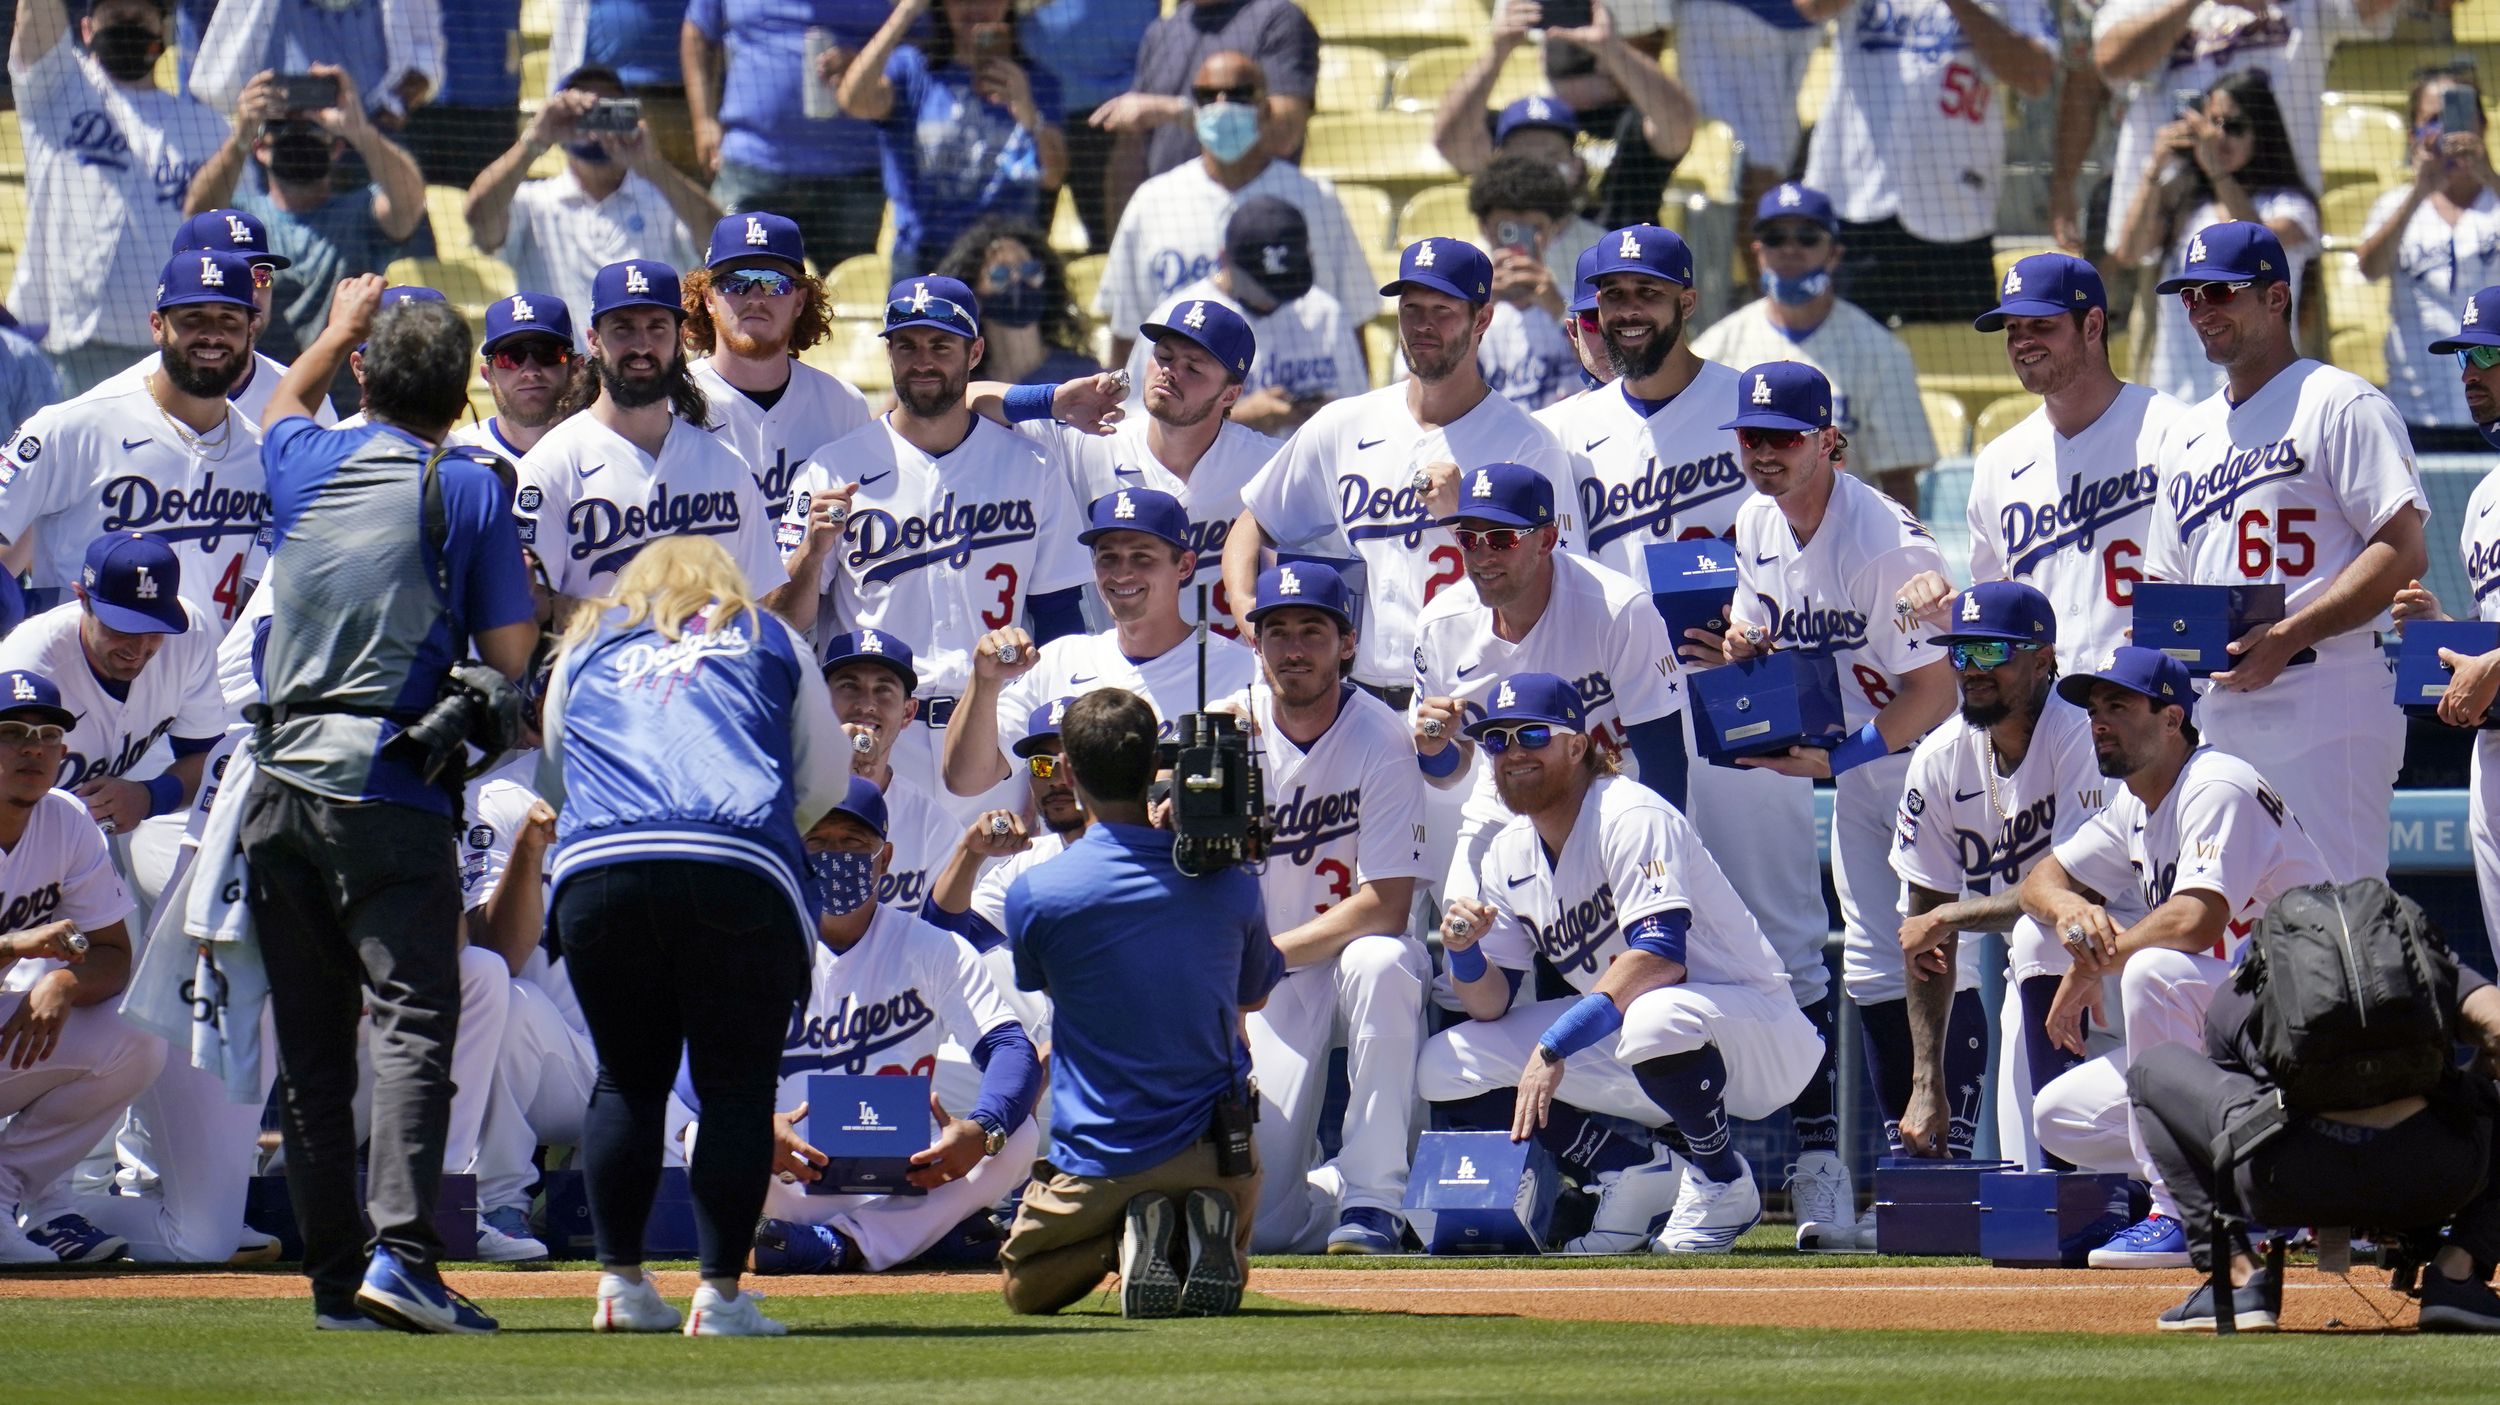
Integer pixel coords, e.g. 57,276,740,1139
0,111,22,180
1364,319,1399,388
2320,182,2391,246
1337,181,1396,251
385,255,514,317
2320,248,2383,335
2320,100,2408,185
1318,44,1392,113
1921,389,1971,459
1301,0,1493,57
519,0,556,45
1797,43,1834,131
2327,43,2500,98
2462,0,2500,44
1047,186,1090,254
2330,324,2388,386
1301,112,1457,196
1971,393,2035,453
1665,120,1738,205
802,320,896,394
1389,43,1545,114
824,254,889,320
424,184,477,260
522,45,552,104
1064,253,1107,316
1895,323,2019,400
1398,183,1478,247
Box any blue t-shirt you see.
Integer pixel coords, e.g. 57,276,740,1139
685,0,890,178
1018,0,1160,113
585,0,693,89
234,180,435,364
1007,822,1281,1177
877,45,1061,264
439,0,524,108
257,418,534,814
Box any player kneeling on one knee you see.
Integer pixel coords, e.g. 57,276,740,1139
1419,672,1822,1255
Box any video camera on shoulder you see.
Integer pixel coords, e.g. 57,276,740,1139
1170,585,1270,875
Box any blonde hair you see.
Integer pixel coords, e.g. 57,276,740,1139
554,535,762,655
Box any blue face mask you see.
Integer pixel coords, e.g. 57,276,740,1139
807,849,877,917
1194,101,1263,164
2482,419,2500,454
1760,268,1832,307
566,139,612,165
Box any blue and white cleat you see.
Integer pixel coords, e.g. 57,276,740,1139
354,1246,500,1334
27,1214,127,1264
2087,1212,2191,1269
1324,1207,1404,1256
1652,1154,1762,1255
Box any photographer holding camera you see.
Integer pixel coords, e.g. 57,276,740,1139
242,274,539,1335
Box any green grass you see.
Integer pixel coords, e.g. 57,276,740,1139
4,1288,2483,1405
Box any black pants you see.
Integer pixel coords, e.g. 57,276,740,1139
242,775,464,1317
1585,101,1679,231
555,860,809,1280
1062,112,1118,253
1833,215,1997,326
2129,1043,2499,1272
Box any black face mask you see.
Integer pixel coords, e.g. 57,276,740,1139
266,128,333,187
88,22,162,83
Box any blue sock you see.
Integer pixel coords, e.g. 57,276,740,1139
1788,996,1841,1154
1632,1046,1743,1183
1538,1106,1653,1178
1941,986,1989,1158
1858,997,1914,1156
2018,975,2080,1170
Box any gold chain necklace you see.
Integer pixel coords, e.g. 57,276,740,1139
1981,730,2013,821
147,374,233,457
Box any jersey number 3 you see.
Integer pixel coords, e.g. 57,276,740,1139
980,563,1020,629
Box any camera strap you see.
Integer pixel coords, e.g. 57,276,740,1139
419,442,519,605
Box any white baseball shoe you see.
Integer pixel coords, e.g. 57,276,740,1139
1794,1209,1877,1253
593,1273,684,1333
475,1208,549,1263
1561,1144,1684,1253
0,1216,63,1265
1785,1150,1862,1253
684,1284,786,1337
1652,1154,1762,1254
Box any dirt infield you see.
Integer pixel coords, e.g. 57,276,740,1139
0,1263,2428,1333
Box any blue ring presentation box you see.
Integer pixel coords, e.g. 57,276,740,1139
1403,1131,1560,1255
2132,583,2308,677
245,1173,481,1261
1977,1169,2138,1267
807,1072,932,1196
1645,538,1739,646
1690,651,1847,767
540,1167,702,1257
1872,1158,2017,1256
2395,620,2500,722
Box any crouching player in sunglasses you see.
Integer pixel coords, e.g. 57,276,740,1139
1416,671,1822,1255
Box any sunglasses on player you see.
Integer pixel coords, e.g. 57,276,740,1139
249,264,275,288
1453,526,1536,552
1477,722,1565,753
2459,345,2500,370
0,720,67,747
716,268,797,298
487,342,573,371
1755,228,1830,250
1735,427,1809,451
1948,640,2045,671
2176,281,2255,309
1026,752,1065,779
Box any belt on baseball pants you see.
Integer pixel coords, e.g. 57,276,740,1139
919,695,961,728
1357,681,1413,711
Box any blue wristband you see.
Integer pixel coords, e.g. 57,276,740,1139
1537,992,1624,1061
1419,743,1463,777
1447,942,1489,983
143,772,183,818
1003,383,1058,424
1827,721,1890,777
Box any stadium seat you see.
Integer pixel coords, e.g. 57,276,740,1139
1397,183,1478,247
1389,43,1545,113
2320,182,2390,246
2320,100,2408,186
1301,0,1493,57
520,0,556,45
2326,42,2500,98
1921,389,1971,459
1970,393,2034,452
825,254,890,320
1896,323,2021,401
1318,44,1392,113
1364,319,1398,388
1047,186,1090,254
2329,324,2388,386
0,111,22,181
521,45,551,103
802,321,896,393
1332,180,1399,282
1665,120,1738,205
1301,111,1458,197
385,254,515,317
1064,253,1107,316
1797,43,1834,130
2462,0,2500,44
425,185,478,260
2320,248,2386,339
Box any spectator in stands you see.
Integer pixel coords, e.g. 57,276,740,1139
2092,0,2401,262
1532,0,1689,228
400,0,526,187
934,218,1103,385
839,0,1068,279
1096,51,1375,371
2360,68,2500,452
1800,0,2056,326
2115,69,2318,408
1692,183,1935,506
1093,0,1318,228
1431,4,1694,245
683,0,889,271
183,65,431,401
1021,0,1160,250
464,65,718,352
1465,154,1577,413
9,0,230,397
550,0,702,175
188,0,443,126
1122,195,1363,432
1676,0,1823,230
0,310,63,441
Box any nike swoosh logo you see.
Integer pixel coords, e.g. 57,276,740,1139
577,462,604,479
1115,466,1144,477
2482,502,2495,520
2181,433,2206,452
1357,436,1386,450
1584,436,1609,452
120,437,151,452
1069,674,1097,684
2009,460,2036,480
858,471,891,487
1954,787,1984,803
1456,663,1480,678
1507,873,1535,888
1755,552,1778,564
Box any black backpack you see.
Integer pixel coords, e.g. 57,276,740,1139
2233,878,2456,1113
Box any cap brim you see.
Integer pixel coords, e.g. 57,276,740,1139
1010,730,1063,758
1587,261,1692,288
1225,264,1283,310
592,297,686,320
1439,507,1544,529
1140,321,1218,358
1932,628,2040,646
1972,298,2079,332
1077,524,1189,550
1241,600,1353,631
156,292,259,314
482,328,572,352
0,703,76,730
2053,670,2183,713
2152,269,2282,295
826,804,888,840
879,317,976,338
1497,120,1577,144
1380,274,1484,302
822,654,919,697
1718,411,1822,431
708,250,805,271
88,598,187,636
2430,331,2500,352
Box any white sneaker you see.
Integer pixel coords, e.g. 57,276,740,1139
476,1212,550,1264
1561,1145,1684,1253
684,1283,786,1337
593,1273,684,1333
228,1226,283,1266
1796,1209,1877,1254
0,1217,62,1266
1652,1154,1763,1254
1785,1150,1858,1252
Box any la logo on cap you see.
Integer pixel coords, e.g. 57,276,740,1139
1113,491,1136,519
133,566,159,600
1495,680,1516,708
1260,243,1288,276
2468,300,2482,326
1751,374,1772,405
1528,97,1550,119
1961,593,1981,622
2003,266,2023,295
224,214,254,245
859,630,884,653
909,282,933,312
624,265,650,294
1778,185,1801,207
2186,233,2208,265
744,216,768,246
9,675,32,702
1278,565,1302,594
510,294,536,321
198,255,223,286
1414,240,1436,268
1618,229,1641,257
1471,468,1493,497
1049,699,1066,723
1184,301,1206,330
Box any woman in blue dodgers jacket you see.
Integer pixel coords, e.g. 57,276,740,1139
538,536,850,1338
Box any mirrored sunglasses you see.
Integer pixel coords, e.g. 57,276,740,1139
1735,427,1807,450
885,295,975,329
488,343,573,371
1477,722,1560,754
1948,640,2044,671
2177,281,2254,308
2458,345,2500,371
1026,752,1065,779
1453,526,1532,552
718,269,797,297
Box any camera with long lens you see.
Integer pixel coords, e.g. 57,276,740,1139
1171,709,1268,875
383,660,529,786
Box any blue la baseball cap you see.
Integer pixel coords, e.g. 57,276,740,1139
825,775,890,839
1931,580,2057,647
0,669,76,731
1494,94,1577,146
884,275,981,339
2056,645,2195,720
590,259,685,321
2429,286,2500,352
1078,487,1191,550
155,251,259,314
172,208,290,269
1586,224,1694,290
80,532,188,635
2154,220,2290,294
1569,240,1603,315
705,211,807,271
1141,297,1256,380
822,627,920,695
1013,695,1080,758
1243,560,1354,631
1752,182,1838,234
1381,237,1492,303
1463,671,1586,737
382,285,449,310
1975,252,2105,332
1442,461,1555,530
1720,361,1834,432
481,290,575,352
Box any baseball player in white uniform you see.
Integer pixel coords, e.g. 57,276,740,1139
0,252,269,636
0,669,164,1265
1224,238,1576,700
2020,647,2331,1269
445,292,579,462
779,276,1094,821
685,213,873,520
927,695,1085,1058
514,259,785,606
87,208,341,431
1219,564,1433,1255
945,488,1259,798
2144,221,2429,886
820,629,967,920
739,779,1043,1275
1706,362,1958,1219
1420,672,1822,1255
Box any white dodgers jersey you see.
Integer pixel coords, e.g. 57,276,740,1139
1553,366,1754,585
1022,415,1278,635
1475,774,1788,999
1967,382,2183,671
775,906,1018,1103
995,628,1260,755
1232,682,1432,926
0,791,136,994
0,599,229,791
516,411,784,601
692,356,874,518
1893,696,2112,903
877,776,967,916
